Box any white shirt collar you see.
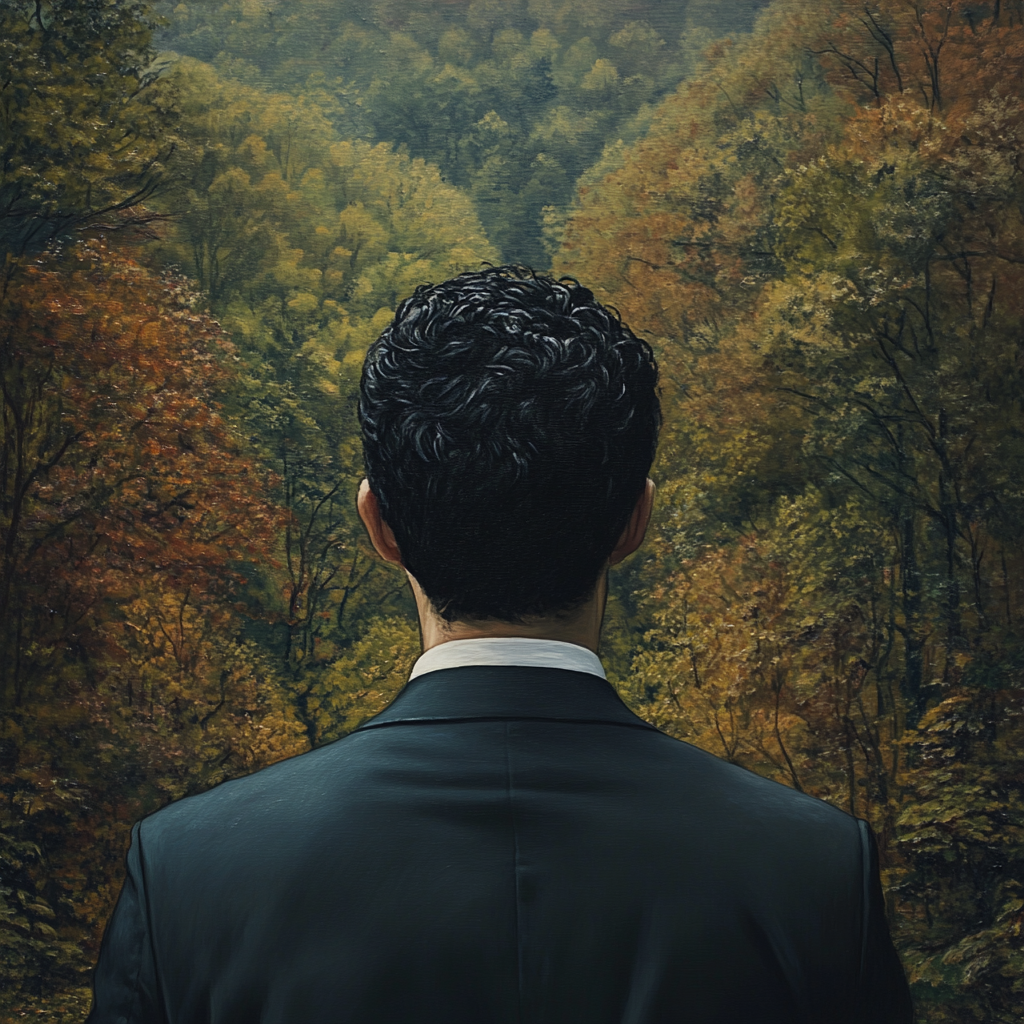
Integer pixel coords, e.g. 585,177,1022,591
409,637,606,681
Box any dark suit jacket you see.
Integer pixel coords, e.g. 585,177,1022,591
88,667,913,1023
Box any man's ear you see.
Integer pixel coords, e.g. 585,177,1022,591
357,479,404,566
608,478,656,567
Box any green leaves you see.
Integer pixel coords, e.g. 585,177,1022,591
0,0,172,259
141,61,493,743
306,616,419,744
160,0,765,265
559,3,1024,1019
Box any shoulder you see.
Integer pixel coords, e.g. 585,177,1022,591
637,728,864,863
136,730,375,849
651,726,853,811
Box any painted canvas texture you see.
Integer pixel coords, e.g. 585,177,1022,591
1,0,1022,1019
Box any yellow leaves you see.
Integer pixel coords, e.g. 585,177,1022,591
609,20,664,53
580,58,620,94
530,105,600,150
271,250,320,293
239,133,270,168
335,203,388,269
286,292,320,317
309,617,420,743
254,171,294,208
159,58,495,309
529,26,560,62
845,98,948,160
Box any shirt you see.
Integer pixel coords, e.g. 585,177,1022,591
409,636,606,681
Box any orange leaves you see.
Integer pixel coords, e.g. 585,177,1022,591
813,0,1024,121
1,242,285,681
0,261,193,983
1,241,306,984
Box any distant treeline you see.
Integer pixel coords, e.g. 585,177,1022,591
1,1,1022,1021
157,0,769,265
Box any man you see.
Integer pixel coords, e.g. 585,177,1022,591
89,267,913,1023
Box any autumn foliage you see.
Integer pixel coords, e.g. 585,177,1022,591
559,0,1024,1017
3,0,1024,1020
0,245,306,993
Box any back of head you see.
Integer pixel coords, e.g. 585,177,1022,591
359,266,660,623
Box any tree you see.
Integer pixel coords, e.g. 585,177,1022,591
158,0,769,264
0,0,173,264
0,243,306,999
148,60,497,742
556,1,1024,1018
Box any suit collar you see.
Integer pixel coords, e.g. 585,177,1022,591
354,666,657,732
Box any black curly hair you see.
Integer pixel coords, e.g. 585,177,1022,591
358,266,660,623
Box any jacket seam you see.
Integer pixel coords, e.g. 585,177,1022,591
857,818,871,996
505,721,524,1024
121,824,146,1024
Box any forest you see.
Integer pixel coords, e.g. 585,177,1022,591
1,0,1022,1019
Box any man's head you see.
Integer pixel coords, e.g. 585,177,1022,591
358,266,660,625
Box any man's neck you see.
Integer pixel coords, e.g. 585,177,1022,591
410,571,608,654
